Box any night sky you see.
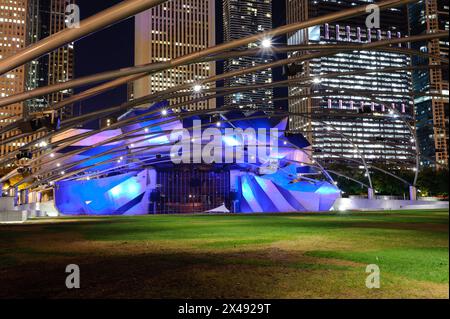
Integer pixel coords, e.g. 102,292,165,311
74,0,287,118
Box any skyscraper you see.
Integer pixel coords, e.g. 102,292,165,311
0,0,74,172
409,0,449,168
223,0,273,109
133,0,216,111
0,0,28,158
26,0,75,118
285,0,416,169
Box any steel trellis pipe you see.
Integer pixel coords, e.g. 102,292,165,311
13,107,415,193
20,108,362,188
11,33,444,126
1,64,437,169
0,32,446,145
0,0,421,109
21,112,334,189
0,63,440,170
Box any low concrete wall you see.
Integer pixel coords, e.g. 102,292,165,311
0,211,27,223
333,198,449,211
0,197,16,211
18,200,60,218
1,200,60,219
37,201,60,217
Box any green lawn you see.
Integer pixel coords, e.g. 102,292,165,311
0,209,448,298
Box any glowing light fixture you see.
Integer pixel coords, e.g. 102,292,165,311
261,38,272,48
193,84,203,93
313,77,321,84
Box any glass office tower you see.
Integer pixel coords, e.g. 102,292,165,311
285,0,416,169
223,0,273,109
409,0,449,168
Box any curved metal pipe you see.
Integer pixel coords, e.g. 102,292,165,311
0,0,425,109
0,0,170,75
15,107,416,194
1,63,439,179
16,33,444,124
22,112,334,189
1,64,436,170
1,32,446,145
327,170,371,190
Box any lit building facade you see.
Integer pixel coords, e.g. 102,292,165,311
0,0,28,159
133,0,216,110
285,0,416,169
409,0,449,168
0,0,75,175
223,0,273,109
26,0,75,118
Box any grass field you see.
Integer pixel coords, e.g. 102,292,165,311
0,209,448,299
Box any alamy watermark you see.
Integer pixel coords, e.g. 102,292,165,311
169,120,279,165
65,3,80,29
64,4,381,35
65,264,80,289
366,4,381,29
365,264,381,289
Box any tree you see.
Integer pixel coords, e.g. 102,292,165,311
417,168,449,198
